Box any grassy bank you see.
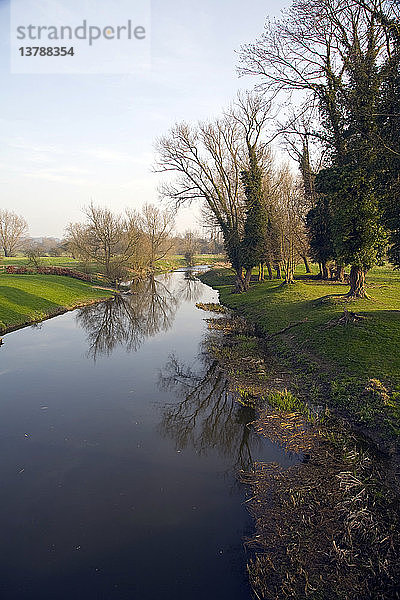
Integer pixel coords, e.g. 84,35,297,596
0,274,113,335
200,265,400,446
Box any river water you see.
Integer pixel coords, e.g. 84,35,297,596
0,269,295,599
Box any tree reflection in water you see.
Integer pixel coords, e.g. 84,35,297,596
158,351,265,471
176,269,204,303
76,276,178,359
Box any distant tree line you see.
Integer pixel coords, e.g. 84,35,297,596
0,203,224,285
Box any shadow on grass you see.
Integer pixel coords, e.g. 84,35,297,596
0,286,60,313
312,293,349,306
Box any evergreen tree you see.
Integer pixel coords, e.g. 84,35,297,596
376,16,400,267
240,147,268,288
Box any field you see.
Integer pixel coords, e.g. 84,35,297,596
0,254,225,274
0,275,113,334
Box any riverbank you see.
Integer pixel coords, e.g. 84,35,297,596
0,255,226,336
200,266,400,453
0,274,114,336
198,297,400,599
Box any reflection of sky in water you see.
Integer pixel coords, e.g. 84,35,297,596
0,270,296,600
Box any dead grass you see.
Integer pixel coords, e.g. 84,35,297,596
243,416,400,600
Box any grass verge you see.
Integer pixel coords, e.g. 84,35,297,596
0,274,113,335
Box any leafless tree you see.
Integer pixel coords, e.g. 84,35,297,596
66,204,142,286
155,93,275,291
239,0,397,157
0,210,28,257
271,167,307,284
140,203,175,269
181,230,198,266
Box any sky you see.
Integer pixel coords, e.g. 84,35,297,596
0,0,290,238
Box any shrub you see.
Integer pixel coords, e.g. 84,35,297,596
5,265,92,282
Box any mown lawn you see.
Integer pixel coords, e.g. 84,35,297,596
0,274,112,333
201,265,400,436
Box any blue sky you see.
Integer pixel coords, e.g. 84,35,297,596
0,0,289,237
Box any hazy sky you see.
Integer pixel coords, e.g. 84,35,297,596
0,0,290,238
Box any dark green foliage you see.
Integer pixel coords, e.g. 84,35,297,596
310,22,392,288
316,163,388,271
306,192,335,267
376,24,400,267
240,148,268,270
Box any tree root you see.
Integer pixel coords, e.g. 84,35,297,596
345,291,371,300
325,308,367,328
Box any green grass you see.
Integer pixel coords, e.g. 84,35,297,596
0,274,112,333
1,256,83,267
153,254,225,273
1,254,225,275
200,264,400,437
0,255,103,275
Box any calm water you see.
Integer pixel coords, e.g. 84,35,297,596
0,269,295,600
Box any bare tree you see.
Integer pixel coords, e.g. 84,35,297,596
140,203,175,269
240,0,396,157
272,167,306,284
155,93,275,291
66,204,142,286
182,230,198,266
0,210,28,257
25,244,44,269
155,117,245,290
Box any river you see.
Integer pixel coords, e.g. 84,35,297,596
0,268,295,599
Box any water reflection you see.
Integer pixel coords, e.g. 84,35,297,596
158,351,264,471
77,276,178,359
176,269,204,303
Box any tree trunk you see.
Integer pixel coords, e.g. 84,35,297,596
321,261,329,280
347,266,369,298
266,262,273,280
258,263,264,281
275,263,282,279
243,268,252,291
336,264,345,283
234,268,246,293
302,255,311,274
284,267,295,284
